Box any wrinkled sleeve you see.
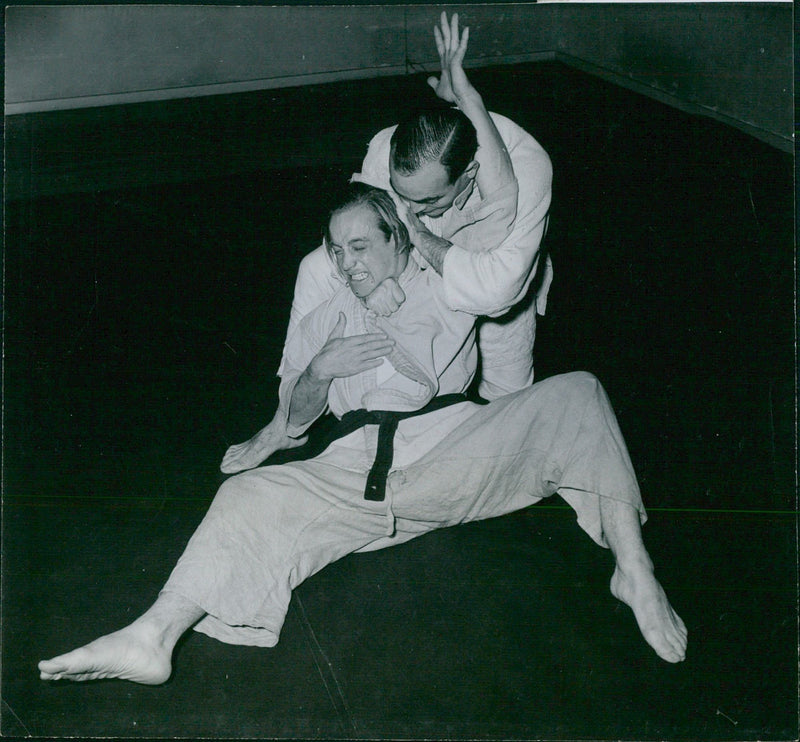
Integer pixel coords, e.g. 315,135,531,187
278,308,331,438
445,180,519,262
277,245,343,377
442,143,552,317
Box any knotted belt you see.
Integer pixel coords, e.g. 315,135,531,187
319,393,485,502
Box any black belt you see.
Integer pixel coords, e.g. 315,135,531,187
320,393,485,502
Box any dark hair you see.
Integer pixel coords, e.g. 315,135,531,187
390,105,478,183
324,182,411,256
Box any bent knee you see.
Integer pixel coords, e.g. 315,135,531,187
213,471,265,507
562,370,601,387
541,371,608,410
546,370,602,393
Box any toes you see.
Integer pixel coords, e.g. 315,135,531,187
660,621,688,661
650,630,685,663
39,658,67,674
665,638,686,662
648,631,680,663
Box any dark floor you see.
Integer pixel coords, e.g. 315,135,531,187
2,62,797,740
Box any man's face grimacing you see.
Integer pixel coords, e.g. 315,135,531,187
327,204,408,300
389,157,477,219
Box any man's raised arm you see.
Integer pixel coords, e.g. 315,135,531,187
417,13,552,317
427,12,514,200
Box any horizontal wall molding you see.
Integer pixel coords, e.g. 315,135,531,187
6,47,790,154
3,52,558,116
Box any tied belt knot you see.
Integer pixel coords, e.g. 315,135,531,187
321,393,485,501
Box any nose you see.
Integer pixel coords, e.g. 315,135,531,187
341,250,357,271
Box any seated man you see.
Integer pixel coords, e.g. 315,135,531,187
39,183,687,686
221,12,552,474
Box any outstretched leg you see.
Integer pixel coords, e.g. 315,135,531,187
38,590,203,684
600,496,687,663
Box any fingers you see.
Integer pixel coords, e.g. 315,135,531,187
456,26,469,61
370,285,405,316
317,327,394,379
433,24,444,57
352,336,395,355
435,13,468,66
349,331,393,344
343,337,395,376
439,11,450,46
333,333,395,360
352,339,395,365
404,206,424,231
390,281,406,307
449,12,459,45
330,312,346,338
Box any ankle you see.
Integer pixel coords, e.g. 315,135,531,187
134,592,203,650
613,551,654,580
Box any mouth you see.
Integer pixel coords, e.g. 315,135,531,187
348,272,370,283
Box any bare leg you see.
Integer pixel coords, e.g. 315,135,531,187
38,590,203,684
600,497,688,663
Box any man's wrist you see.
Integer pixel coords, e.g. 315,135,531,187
416,232,450,275
455,88,484,115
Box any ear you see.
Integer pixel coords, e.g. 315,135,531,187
464,160,480,181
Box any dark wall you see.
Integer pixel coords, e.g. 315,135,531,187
4,3,793,151
552,2,793,151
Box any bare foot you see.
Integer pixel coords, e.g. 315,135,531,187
610,563,688,663
220,419,307,474
39,621,172,685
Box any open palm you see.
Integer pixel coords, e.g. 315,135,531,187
427,12,471,104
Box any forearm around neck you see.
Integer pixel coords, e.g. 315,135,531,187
413,230,451,276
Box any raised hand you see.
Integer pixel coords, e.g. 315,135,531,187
308,313,395,382
364,277,406,316
427,12,472,105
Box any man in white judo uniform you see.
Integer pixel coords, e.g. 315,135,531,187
39,180,687,686
220,13,553,474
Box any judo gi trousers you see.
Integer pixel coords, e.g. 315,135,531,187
162,372,645,647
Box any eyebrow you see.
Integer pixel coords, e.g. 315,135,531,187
389,175,442,205
397,191,442,205
328,238,369,249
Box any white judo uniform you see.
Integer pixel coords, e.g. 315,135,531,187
162,193,646,647
280,113,553,400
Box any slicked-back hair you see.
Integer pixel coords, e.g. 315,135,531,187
390,105,478,183
324,182,411,257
